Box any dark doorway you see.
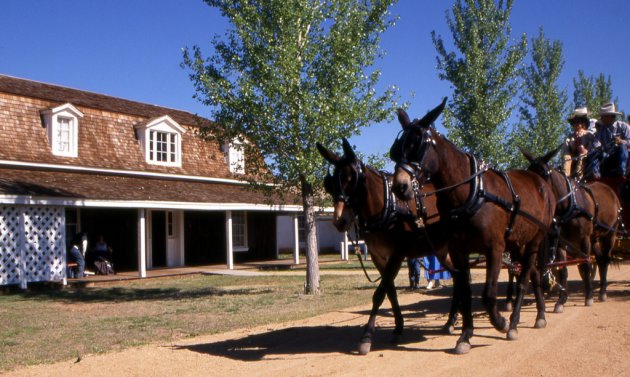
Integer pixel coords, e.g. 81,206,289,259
185,211,226,265
151,211,167,268
78,208,138,271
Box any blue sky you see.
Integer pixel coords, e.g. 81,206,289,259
1,0,629,164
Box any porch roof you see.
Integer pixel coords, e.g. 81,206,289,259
0,167,304,211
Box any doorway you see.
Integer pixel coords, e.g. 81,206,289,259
151,211,167,268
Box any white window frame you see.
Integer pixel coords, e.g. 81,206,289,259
231,211,248,251
224,138,245,174
135,115,185,167
41,103,84,158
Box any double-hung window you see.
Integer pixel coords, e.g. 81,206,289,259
41,103,83,158
231,211,248,251
136,115,185,167
149,131,178,164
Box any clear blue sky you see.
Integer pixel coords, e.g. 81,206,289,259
1,0,629,165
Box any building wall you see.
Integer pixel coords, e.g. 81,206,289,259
0,205,65,286
276,215,344,254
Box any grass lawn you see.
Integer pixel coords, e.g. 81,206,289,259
0,272,407,372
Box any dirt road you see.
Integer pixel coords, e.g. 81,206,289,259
8,264,630,377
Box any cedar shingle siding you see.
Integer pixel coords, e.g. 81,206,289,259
0,75,229,178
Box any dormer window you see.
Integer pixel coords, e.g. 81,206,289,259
135,115,185,167
41,103,84,157
224,138,245,174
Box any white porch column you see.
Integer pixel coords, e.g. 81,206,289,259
226,210,234,270
342,231,349,261
293,215,300,264
138,209,147,278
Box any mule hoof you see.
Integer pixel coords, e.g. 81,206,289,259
599,293,607,302
443,325,456,335
454,341,471,355
499,319,509,334
553,304,564,314
585,298,594,307
358,342,371,355
505,301,513,312
391,333,403,345
507,329,518,341
534,318,547,329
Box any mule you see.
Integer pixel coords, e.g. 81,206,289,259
390,100,556,353
524,150,621,309
317,139,456,355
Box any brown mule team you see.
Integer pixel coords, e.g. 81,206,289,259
317,99,623,355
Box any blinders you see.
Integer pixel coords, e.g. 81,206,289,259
390,124,435,180
324,160,365,206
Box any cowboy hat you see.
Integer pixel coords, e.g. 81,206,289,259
599,102,621,116
567,107,589,123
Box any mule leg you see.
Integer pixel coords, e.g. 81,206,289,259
528,263,547,329
595,236,613,302
442,290,459,335
507,251,540,340
482,248,508,334
452,253,474,354
554,266,568,313
578,261,594,306
553,247,568,313
505,269,514,312
358,255,403,355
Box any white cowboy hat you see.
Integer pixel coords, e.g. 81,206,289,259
567,107,589,123
599,102,621,116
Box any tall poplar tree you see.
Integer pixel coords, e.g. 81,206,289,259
432,0,527,167
512,28,567,166
182,0,399,295
572,70,617,118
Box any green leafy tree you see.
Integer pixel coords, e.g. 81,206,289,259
182,0,399,295
512,28,567,166
432,0,527,167
572,70,618,118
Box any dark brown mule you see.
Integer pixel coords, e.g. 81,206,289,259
524,150,622,308
390,100,556,354
317,139,455,355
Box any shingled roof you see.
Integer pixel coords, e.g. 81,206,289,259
0,74,207,126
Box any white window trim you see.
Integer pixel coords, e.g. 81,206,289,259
135,115,185,167
41,103,84,158
224,138,245,174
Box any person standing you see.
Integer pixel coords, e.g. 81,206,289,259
423,254,451,289
407,257,421,290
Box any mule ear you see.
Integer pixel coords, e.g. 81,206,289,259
541,146,561,164
418,97,447,127
397,108,411,129
316,142,341,164
341,138,357,160
519,146,535,163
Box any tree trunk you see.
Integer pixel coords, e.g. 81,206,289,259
301,176,320,295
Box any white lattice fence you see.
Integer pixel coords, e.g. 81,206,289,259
0,205,66,286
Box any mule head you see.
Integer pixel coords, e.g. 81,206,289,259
521,146,560,180
391,98,446,200
316,139,363,231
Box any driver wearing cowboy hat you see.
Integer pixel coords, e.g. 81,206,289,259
595,102,630,177
562,107,598,179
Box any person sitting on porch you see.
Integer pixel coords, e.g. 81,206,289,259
67,232,87,278
596,102,630,177
92,234,115,275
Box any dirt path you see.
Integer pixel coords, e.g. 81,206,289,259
8,264,630,377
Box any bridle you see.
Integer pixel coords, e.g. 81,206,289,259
324,159,365,208
390,124,436,182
